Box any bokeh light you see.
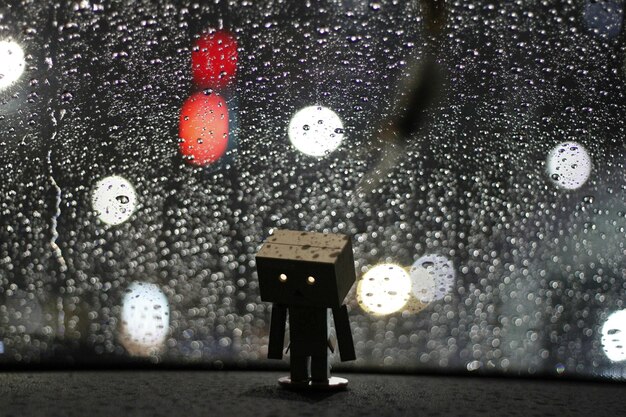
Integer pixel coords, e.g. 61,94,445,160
119,282,170,357
357,264,411,315
601,310,626,362
191,30,238,89
287,105,344,157
91,175,138,225
546,142,592,190
0,40,25,90
409,254,455,303
179,91,229,166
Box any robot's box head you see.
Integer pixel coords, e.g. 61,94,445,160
255,230,356,308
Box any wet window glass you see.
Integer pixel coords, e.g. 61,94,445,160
0,0,624,379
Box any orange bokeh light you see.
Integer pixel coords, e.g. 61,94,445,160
179,91,229,166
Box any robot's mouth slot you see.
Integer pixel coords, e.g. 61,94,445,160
294,290,305,298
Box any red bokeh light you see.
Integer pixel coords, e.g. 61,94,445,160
179,92,229,166
191,31,238,89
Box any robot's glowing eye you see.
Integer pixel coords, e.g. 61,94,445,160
279,273,288,282
307,276,316,285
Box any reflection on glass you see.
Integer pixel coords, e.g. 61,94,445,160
357,264,411,315
287,105,344,157
546,142,592,190
409,254,455,303
119,282,170,357
583,0,623,39
0,40,25,90
601,310,626,362
91,175,138,225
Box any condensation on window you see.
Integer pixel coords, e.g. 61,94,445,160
0,0,624,379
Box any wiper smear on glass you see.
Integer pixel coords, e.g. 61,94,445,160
355,0,447,198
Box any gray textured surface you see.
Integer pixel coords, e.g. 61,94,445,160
0,371,624,417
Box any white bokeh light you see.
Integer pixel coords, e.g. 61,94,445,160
287,105,344,157
119,282,170,357
357,264,411,315
92,175,138,225
410,254,455,303
601,310,626,362
546,142,592,190
0,40,25,90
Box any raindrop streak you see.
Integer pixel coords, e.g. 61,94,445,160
47,150,67,273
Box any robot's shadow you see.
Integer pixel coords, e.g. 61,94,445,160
242,384,347,404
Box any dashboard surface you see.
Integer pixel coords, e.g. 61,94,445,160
1,370,624,417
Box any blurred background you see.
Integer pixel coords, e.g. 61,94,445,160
0,0,624,380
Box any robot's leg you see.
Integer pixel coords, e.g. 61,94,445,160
310,354,329,383
290,355,309,382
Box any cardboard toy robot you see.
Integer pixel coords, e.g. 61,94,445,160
256,230,356,389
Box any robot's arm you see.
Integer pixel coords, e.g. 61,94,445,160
268,303,287,360
332,304,356,362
